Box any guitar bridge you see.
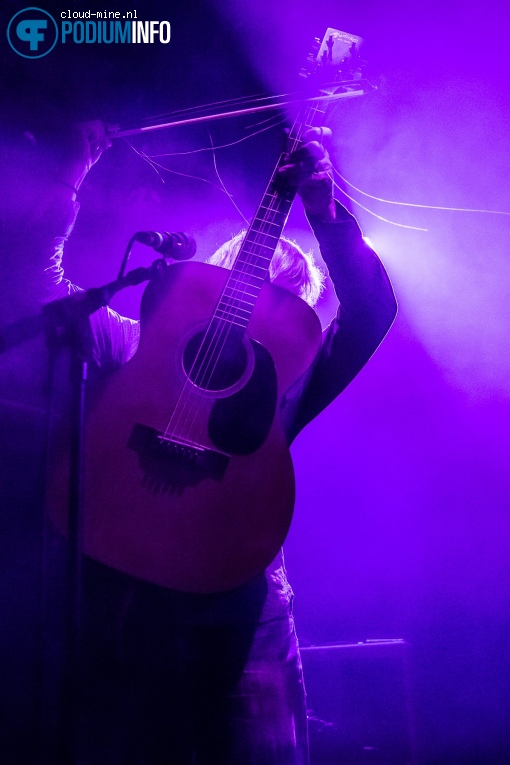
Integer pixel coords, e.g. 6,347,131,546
128,423,229,492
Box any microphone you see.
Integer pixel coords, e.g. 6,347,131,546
133,230,196,260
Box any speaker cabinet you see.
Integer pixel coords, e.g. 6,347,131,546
301,640,418,765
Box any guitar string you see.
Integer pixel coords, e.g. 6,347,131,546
138,90,289,125
128,132,287,446
332,180,429,232
167,98,322,448
193,95,326,389
160,123,292,443
173,99,324,447
160,132,261,443
207,128,250,226
163,78,325,445
125,141,230,195
163,115,302,444
332,167,510,217
172,176,291,446
162,144,290,444
143,122,510,220
126,117,284,195
129,117,294,444
147,114,287,158
125,115,287,195
185,99,324,416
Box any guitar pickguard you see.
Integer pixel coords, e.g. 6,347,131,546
127,337,277,494
208,338,277,455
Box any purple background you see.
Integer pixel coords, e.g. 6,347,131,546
1,0,510,761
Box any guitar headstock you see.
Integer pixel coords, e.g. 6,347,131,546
300,27,367,91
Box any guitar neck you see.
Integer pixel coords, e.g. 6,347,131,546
214,102,326,330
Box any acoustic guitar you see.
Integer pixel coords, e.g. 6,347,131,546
49,28,366,592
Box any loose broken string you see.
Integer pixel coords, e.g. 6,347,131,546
333,167,510,218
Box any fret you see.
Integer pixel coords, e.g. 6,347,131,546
217,298,253,313
211,315,247,329
253,214,285,227
263,191,293,204
211,83,311,334
258,204,286,214
234,259,268,271
222,299,257,311
214,311,250,327
248,233,279,245
262,197,287,207
225,279,259,290
220,303,256,317
229,268,267,287
263,198,292,209
252,217,281,228
221,293,258,311
229,271,265,284
237,249,272,262
226,287,260,301
220,277,260,294
224,283,258,297
223,294,257,306
243,240,274,252
214,303,253,319
220,295,254,310
246,230,280,241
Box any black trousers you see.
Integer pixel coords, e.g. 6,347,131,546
44,555,309,765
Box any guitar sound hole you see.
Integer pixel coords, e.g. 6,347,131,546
183,327,247,392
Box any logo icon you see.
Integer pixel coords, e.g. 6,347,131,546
7,7,58,58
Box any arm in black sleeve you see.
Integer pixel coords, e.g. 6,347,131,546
282,201,397,443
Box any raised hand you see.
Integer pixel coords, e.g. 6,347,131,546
59,120,111,192
278,127,336,221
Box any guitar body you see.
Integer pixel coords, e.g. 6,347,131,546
48,261,322,593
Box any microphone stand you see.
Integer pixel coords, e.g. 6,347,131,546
0,259,169,357
0,257,170,765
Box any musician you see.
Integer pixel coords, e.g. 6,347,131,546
28,121,396,764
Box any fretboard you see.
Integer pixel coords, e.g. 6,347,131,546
213,107,325,330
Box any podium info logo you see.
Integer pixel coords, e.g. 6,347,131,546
7,7,58,58
6,8,171,56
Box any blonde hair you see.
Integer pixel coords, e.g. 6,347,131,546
208,230,325,307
